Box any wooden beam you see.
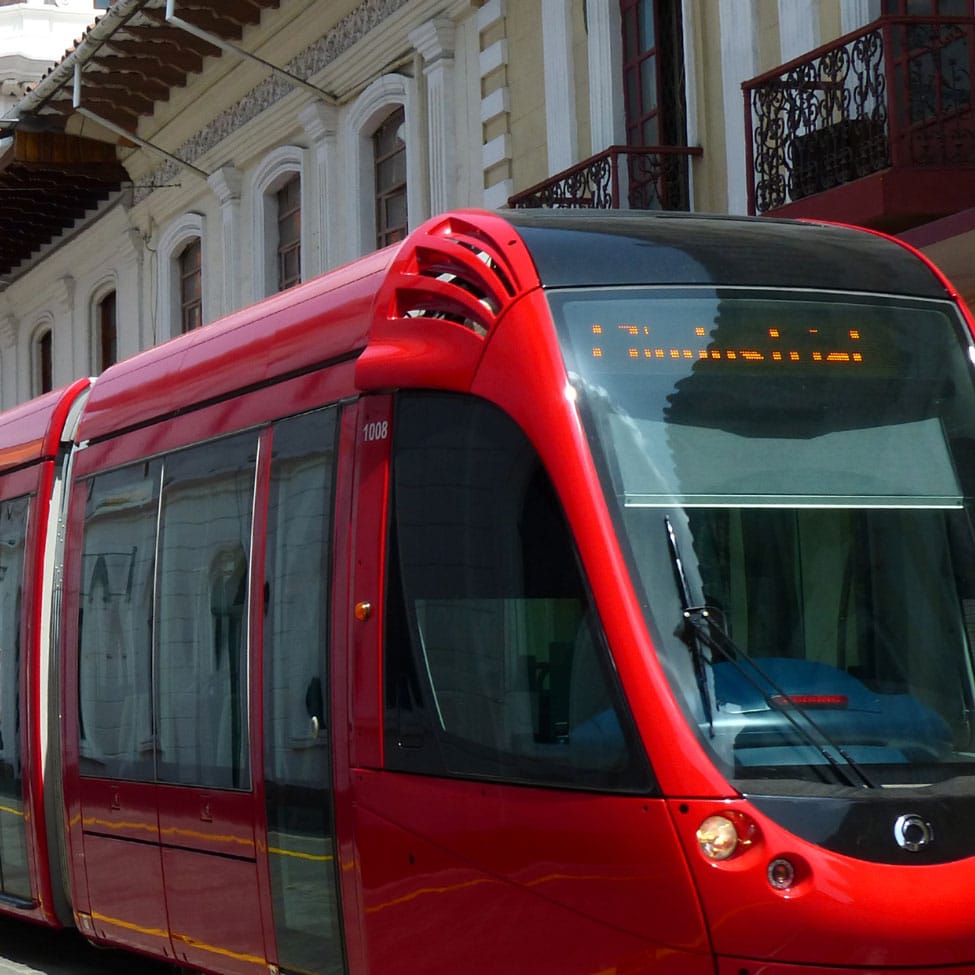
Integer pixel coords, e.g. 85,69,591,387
13,131,118,167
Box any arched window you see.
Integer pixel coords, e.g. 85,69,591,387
178,239,202,334
157,213,206,340
34,326,53,395
374,106,408,248
276,175,302,291
94,288,118,373
347,74,418,257
252,146,304,298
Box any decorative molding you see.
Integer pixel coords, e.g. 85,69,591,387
134,0,413,204
0,314,17,350
410,17,456,64
55,274,75,316
208,165,244,205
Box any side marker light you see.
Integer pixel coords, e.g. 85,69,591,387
696,815,738,860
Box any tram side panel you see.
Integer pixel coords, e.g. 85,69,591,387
60,368,356,975
1,463,54,919
342,385,713,974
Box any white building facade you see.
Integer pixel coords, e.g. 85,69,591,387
0,0,956,409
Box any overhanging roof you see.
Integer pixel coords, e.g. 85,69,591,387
0,0,281,282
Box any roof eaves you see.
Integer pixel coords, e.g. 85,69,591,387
16,0,155,119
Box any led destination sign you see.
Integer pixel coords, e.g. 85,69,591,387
590,322,866,369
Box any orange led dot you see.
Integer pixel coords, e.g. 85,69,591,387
849,329,860,340
592,324,603,335
827,352,850,362
710,350,721,359
698,349,709,358
727,351,737,359
644,349,654,358
683,349,694,359
655,349,665,358
695,327,706,336
742,351,763,360
769,328,780,338
789,351,800,361
813,352,823,361
628,348,639,358
772,351,783,361
620,325,639,335
853,352,863,362
670,349,681,358
592,348,603,358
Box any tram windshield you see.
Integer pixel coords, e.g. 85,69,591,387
550,285,975,792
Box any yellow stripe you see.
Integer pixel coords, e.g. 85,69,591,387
90,911,265,967
89,910,169,940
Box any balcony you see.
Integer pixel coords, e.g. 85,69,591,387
508,145,702,210
743,16,975,232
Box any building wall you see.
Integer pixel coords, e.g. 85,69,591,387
0,0,910,407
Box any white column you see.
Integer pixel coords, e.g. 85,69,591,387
586,0,625,153
410,18,457,215
208,165,243,316
54,273,75,387
542,0,578,173
299,101,340,274
0,315,17,410
841,0,879,34
778,0,820,63
719,0,759,214
118,227,145,360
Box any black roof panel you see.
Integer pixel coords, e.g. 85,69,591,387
503,210,948,299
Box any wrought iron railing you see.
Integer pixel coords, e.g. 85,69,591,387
744,16,975,215
507,145,702,210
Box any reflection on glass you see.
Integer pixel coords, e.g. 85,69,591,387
552,285,975,793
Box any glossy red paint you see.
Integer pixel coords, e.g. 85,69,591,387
0,378,91,928
0,209,971,975
351,769,709,973
671,796,975,969
76,249,390,445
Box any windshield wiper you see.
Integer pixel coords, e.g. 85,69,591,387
663,517,875,790
665,516,715,734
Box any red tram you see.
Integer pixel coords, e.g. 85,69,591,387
0,208,974,974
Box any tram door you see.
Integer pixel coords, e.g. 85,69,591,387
0,497,31,905
262,409,344,975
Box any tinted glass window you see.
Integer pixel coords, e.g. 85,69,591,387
79,464,160,781
384,393,652,793
157,435,256,789
263,408,344,975
0,496,31,899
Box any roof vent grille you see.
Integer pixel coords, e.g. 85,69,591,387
389,214,527,338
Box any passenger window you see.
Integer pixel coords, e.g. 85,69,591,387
384,393,652,792
0,496,31,899
156,434,256,789
79,464,160,781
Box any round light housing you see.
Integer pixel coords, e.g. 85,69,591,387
768,857,796,890
696,815,738,860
